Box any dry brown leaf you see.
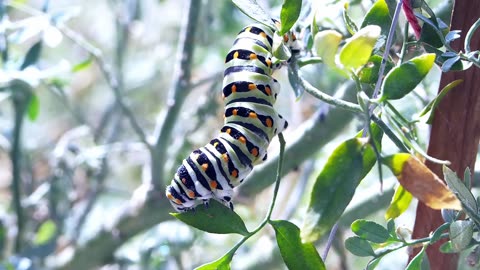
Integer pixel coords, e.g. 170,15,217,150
386,153,462,210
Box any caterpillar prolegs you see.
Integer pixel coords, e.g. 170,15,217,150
166,22,300,212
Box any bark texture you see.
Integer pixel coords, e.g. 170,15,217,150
409,1,480,269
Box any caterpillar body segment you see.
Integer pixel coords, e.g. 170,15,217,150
166,22,301,212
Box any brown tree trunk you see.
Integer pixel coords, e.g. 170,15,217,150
409,1,480,269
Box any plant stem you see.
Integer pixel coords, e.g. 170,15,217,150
371,0,403,100
10,90,30,253
216,133,287,262
464,18,480,53
297,72,362,113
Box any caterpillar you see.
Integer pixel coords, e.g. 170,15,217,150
166,22,300,212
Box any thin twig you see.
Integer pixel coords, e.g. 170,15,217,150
371,0,403,100
322,223,338,261
151,0,201,188
59,26,151,150
10,86,31,252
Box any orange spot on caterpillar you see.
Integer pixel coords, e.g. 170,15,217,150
266,118,273,127
166,193,174,200
213,142,219,147
251,148,258,157
187,190,195,198
231,84,237,93
260,32,267,38
222,153,229,162
201,163,208,171
266,58,272,67
233,51,239,59
283,35,289,43
226,128,232,134
245,27,252,32
239,136,246,144
231,169,238,178
292,33,297,41
265,86,272,95
249,112,257,118
175,199,182,204
249,53,257,60
233,109,238,115
248,83,256,90
210,181,218,189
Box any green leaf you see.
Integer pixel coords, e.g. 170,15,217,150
366,257,382,270
195,252,233,270
232,0,276,29
26,93,40,121
313,30,342,67
380,53,436,101
34,219,57,245
339,25,381,70
270,220,325,270
279,0,302,35
418,14,444,48
302,136,378,242
361,0,392,36
358,55,394,84
72,57,93,72
449,220,474,252
342,3,358,35
351,219,390,243
405,245,426,270
20,41,42,70
464,167,471,190
423,44,470,71
418,79,462,124
441,56,460,72
439,241,455,253
386,219,396,237
430,222,450,244
287,61,305,98
345,236,375,257
443,165,477,214
385,184,413,219
171,200,249,236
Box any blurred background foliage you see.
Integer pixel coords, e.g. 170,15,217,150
0,0,475,269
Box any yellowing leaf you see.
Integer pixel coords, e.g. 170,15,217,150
339,25,381,70
314,30,342,67
385,184,413,220
383,154,461,210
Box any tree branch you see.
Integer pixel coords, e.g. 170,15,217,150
151,0,201,188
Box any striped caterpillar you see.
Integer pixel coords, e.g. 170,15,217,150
166,22,300,212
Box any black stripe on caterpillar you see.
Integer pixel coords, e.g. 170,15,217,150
166,22,300,212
